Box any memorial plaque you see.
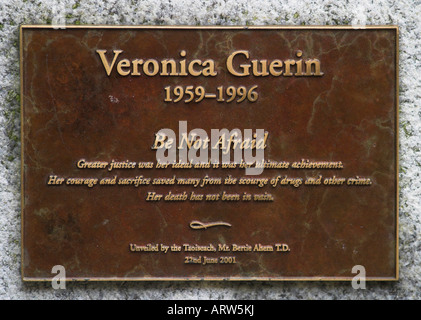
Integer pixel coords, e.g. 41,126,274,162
21,26,398,281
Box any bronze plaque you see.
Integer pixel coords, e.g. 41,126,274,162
21,26,398,281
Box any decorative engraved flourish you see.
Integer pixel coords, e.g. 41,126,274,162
189,220,232,230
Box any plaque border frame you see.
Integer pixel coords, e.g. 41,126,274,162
20,25,399,282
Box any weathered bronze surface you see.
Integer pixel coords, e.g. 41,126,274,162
21,26,398,281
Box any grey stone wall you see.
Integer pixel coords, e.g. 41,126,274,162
0,0,420,299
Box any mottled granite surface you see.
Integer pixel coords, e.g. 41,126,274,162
0,0,420,299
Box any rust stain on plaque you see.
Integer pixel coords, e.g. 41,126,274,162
20,26,398,281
